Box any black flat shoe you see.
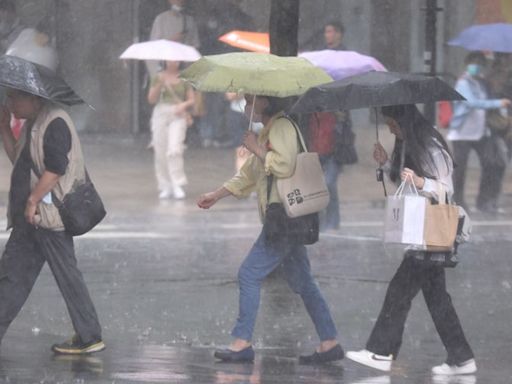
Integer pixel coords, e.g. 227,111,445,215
299,344,344,365
214,346,255,363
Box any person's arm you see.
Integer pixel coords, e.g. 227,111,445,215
25,171,60,225
198,151,260,209
25,118,72,225
147,75,163,105
0,105,16,163
175,86,195,115
197,186,232,209
402,147,453,201
456,78,509,110
262,119,298,178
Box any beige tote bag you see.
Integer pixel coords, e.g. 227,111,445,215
276,119,330,218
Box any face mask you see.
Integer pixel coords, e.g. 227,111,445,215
250,122,264,133
467,64,482,77
171,5,183,12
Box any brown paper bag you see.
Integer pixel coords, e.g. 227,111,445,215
424,202,459,249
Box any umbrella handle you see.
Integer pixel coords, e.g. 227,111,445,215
374,107,379,142
247,95,256,132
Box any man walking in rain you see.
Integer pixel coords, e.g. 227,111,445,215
0,34,104,355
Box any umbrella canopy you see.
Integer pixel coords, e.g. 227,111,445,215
218,30,270,53
299,50,387,80
448,23,512,52
180,52,332,97
120,40,201,62
290,71,464,114
0,55,84,106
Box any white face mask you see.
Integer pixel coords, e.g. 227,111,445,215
250,122,264,133
171,4,183,12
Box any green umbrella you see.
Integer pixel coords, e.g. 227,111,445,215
180,52,332,97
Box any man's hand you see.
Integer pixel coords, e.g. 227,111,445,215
24,198,38,226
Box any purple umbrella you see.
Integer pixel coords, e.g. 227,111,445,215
299,50,386,81
448,23,512,53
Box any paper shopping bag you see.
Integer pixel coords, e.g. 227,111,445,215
384,194,427,246
424,202,459,249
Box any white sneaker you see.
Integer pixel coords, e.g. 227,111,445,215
432,375,477,384
432,359,477,375
348,375,390,384
172,185,186,200
346,349,393,372
158,190,172,199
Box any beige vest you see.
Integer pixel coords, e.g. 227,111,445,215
8,105,86,230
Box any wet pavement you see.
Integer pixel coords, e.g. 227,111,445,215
0,126,511,383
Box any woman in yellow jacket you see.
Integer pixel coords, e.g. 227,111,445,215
197,95,343,364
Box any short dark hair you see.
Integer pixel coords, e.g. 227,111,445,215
464,51,486,66
0,0,15,13
325,20,345,34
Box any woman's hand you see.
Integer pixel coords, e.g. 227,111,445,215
197,187,232,209
197,191,219,209
401,167,425,189
373,142,388,165
243,131,266,160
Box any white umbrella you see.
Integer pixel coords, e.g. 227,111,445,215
120,40,201,62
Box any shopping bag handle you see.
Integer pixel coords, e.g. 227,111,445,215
435,183,449,205
394,174,419,197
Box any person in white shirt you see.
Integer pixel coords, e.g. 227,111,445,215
347,105,476,376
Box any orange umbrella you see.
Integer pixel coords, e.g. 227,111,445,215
218,30,270,53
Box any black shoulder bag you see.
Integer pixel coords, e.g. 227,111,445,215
30,162,106,236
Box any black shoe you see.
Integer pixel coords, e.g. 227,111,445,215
299,344,344,365
52,335,106,355
214,346,255,362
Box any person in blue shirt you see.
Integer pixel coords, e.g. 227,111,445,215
447,52,510,213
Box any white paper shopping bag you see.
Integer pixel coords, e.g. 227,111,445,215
384,180,428,246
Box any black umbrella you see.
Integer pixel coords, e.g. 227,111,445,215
289,71,464,114
290,71,465,197
0,55,85,106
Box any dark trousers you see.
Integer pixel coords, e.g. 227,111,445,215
0,226,102,344
366,256,473,365
452,138,506,208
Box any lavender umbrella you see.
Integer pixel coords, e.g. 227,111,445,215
299,50,386,81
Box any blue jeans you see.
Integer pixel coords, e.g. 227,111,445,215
231,232,338,342
319,155,341,231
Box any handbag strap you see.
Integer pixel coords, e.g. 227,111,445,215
282,115,307,153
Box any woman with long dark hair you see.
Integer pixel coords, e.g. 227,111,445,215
346,105,476,376
197,95,343,364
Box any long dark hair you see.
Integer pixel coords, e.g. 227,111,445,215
381,105,452,183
